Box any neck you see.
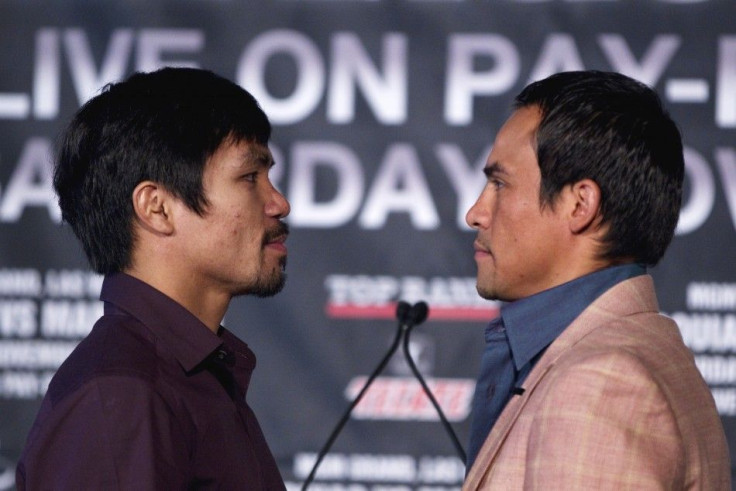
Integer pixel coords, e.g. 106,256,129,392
124,264,229,334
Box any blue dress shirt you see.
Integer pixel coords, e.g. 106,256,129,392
465,263,646,469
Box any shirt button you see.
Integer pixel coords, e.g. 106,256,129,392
214,349,235,366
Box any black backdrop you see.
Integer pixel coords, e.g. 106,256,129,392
1,1,735,489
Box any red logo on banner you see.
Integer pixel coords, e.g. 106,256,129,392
344,376,474,421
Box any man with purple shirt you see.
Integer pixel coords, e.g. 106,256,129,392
17,67,290,489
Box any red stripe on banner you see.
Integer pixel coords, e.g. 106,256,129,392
325,303,499,321
325,304,398,319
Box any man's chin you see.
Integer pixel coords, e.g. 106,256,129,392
476,283,500,302
252,275,287,298
232,258,287,298
237,272,287,298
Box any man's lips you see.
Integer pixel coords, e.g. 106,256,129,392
264,223,289,253
265,234,287,253
473,240,491,259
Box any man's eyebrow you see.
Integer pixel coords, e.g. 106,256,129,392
245,147,275,168
483,162,508,178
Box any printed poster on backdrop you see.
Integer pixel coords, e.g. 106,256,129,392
0,0,734,488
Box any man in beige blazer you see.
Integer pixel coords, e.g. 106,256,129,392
463,71,730,489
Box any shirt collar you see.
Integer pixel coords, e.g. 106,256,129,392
100,272,248,373
500,263,645,371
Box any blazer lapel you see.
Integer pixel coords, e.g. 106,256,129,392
463,275,659,490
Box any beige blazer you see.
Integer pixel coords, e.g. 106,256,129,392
463,275,730,490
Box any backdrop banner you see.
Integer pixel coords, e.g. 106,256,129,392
0,1,734,489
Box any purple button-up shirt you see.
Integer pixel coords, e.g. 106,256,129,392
17,273,285,490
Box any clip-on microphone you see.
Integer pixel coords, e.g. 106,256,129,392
301,301,466,490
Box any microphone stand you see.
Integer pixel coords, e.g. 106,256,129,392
402,301,467,463
301,301,466,490
300,302,411,490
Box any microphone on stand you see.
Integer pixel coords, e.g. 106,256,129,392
301,301,467,489
301,301,412,490
402,301,467,463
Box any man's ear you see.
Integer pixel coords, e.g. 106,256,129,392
568,179,602,234
131,181,175,235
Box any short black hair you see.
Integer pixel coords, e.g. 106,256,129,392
54,67,271,274
515,70,684,266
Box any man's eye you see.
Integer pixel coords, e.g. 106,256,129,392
242,172,257,183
